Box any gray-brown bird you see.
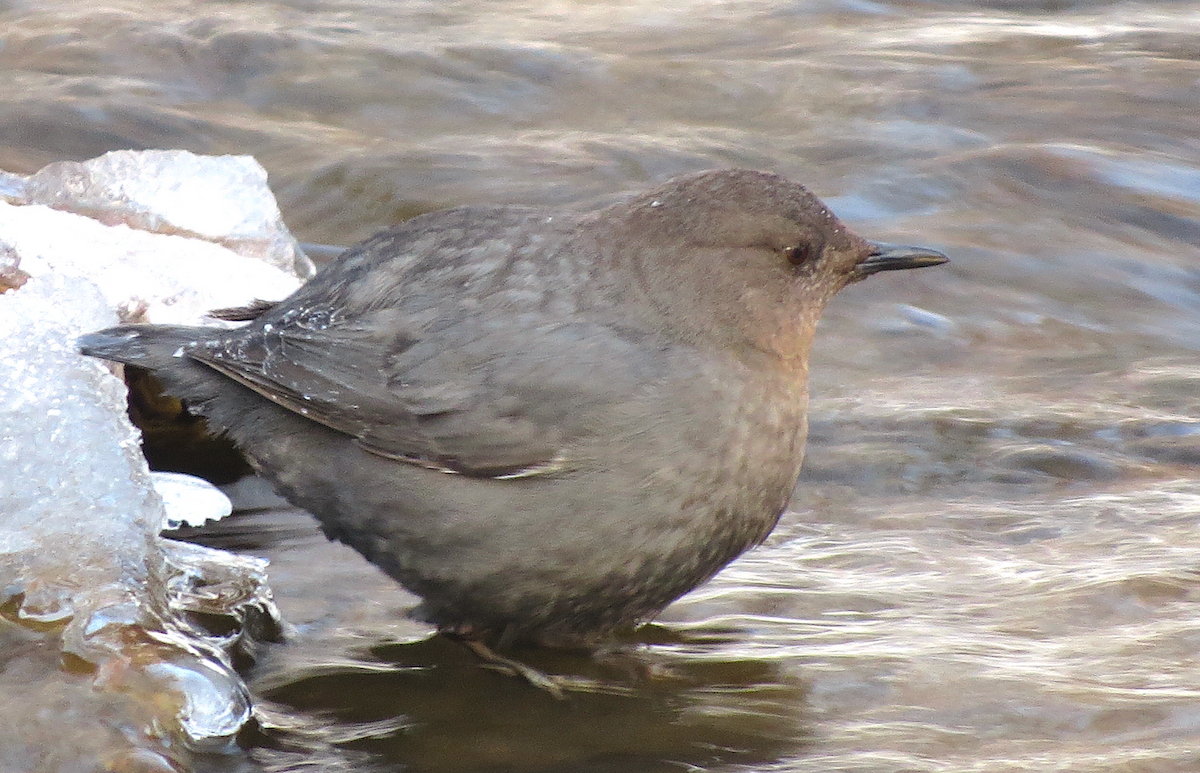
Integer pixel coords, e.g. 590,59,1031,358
80,169,946,687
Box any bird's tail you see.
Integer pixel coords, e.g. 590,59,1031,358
77,324,240,418
78,325,213,370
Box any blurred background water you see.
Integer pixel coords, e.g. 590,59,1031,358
3,0,1200,771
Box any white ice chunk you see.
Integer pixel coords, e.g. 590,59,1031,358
0,151,289,756
15,149,313,278
0,272,273,751
153,472,235,530
0,273,160,567
0,199,302,325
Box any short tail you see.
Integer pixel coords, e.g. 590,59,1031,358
79,323,254,433
78,325,215,370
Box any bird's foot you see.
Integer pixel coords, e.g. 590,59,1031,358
454,636,567,699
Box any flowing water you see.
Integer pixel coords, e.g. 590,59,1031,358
3,0,1200,770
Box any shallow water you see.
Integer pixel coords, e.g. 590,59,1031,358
3,0,1200,770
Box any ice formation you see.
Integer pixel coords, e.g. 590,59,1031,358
0,151,297,770
154,471,235,530
0,273,149,574
0,148,315,278
0,197,303,325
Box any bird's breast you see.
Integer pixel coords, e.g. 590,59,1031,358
617,356,810,541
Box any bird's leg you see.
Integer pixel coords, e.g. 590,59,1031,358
447,633,566,699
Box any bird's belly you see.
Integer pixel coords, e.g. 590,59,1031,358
239,375,809,645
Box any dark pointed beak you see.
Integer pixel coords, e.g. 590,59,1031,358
855,242,949,278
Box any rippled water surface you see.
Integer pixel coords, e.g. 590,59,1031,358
4,0,1200,770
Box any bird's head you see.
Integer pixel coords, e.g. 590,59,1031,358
595,169,948,364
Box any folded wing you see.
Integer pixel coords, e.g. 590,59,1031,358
190,304,658,478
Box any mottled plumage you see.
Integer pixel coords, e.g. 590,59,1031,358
80,169,946,648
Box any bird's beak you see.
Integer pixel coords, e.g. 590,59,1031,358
855,242,949,278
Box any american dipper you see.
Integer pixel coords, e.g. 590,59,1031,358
80,169,946,683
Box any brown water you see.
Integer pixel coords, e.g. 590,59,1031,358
4,0,1200,770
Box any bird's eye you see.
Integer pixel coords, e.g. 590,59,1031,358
786,243,815,267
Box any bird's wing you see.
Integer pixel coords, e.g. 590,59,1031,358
189,305,659,478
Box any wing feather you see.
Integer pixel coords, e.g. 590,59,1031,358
189,308,656,478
